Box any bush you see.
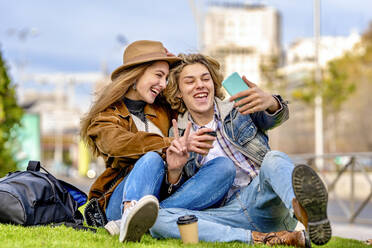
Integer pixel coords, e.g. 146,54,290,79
0,48,23,176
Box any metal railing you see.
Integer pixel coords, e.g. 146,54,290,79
290,152,372,224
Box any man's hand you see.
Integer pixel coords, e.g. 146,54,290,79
166,120,191,184
187,128,216,155
229,76,279,115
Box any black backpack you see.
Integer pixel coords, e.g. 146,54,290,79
0,161,87,227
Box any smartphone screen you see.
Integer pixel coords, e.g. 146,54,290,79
222,72,249,101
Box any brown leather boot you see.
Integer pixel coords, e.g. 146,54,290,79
252,230,311,248
293,198,308,228
292,164,332,245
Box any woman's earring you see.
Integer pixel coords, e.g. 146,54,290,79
132,82,137,90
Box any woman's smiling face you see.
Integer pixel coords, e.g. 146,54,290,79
125,61,169,103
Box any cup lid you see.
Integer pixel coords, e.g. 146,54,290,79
177,215,198,225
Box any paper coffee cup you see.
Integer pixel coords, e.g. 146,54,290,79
177,215,198,244
201,131,217,153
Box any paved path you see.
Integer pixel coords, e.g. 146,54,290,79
331,222,371,241
295,220,371,242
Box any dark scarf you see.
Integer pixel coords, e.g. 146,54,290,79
123,97,147,122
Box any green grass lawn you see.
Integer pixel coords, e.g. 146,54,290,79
0,223,369,248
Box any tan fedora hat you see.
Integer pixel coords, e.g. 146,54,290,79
111,40,181,80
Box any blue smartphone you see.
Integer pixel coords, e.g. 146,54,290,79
222,72,249,101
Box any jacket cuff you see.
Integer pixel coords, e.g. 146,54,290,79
160,170,185,199
161,137,174,157
163,137,174,147
165,172,184,191
265,95,287,116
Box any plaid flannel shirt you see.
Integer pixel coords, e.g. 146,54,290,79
189,104,260,199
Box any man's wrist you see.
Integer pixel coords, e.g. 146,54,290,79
167,168,183,184
267,96,280,113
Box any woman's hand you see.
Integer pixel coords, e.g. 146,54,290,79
229,76,279,115
166,120,191,184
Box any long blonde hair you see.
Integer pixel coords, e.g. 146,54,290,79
165,53,225,114
80,62,154,156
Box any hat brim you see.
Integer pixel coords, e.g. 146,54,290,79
111,56,181,81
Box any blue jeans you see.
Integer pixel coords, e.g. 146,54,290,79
150,151,298,243
106,152,235,221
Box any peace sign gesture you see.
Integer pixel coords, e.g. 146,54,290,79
166,119,192,184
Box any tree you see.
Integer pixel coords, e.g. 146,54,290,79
342,22,372,151
0,48,23,176
291,55,356,114
260,23,372,153
293,61,355,152
291,22,372,152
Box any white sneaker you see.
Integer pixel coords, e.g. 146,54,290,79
104,219,121,236
119,195,159,242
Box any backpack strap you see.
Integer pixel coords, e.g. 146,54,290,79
64,222,97,233
27,160,54,175
27,161,41,172
51,222,97,233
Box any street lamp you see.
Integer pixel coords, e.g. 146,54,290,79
314,0,324,169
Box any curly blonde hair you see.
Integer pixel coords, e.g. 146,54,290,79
164,53,225,114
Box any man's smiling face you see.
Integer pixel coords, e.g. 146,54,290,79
177,63,215,119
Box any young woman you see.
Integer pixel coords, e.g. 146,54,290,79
81,41,235,243
81,40,179,242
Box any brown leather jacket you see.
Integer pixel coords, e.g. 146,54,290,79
87,99,173,210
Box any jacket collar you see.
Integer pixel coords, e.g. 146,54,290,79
113,99,157,118
177,97,234,130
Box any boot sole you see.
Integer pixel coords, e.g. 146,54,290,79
119,195,159,242
303,230,312,248
292,164,332,245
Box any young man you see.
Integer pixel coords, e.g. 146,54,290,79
150,53,331,247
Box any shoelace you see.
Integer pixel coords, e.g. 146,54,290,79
264,232,290,245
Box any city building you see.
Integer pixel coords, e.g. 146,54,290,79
203,2,281,85
19,72,105,174
21,90,83,171
282,31,361,82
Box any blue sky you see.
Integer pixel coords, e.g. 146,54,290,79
0,0,371,109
